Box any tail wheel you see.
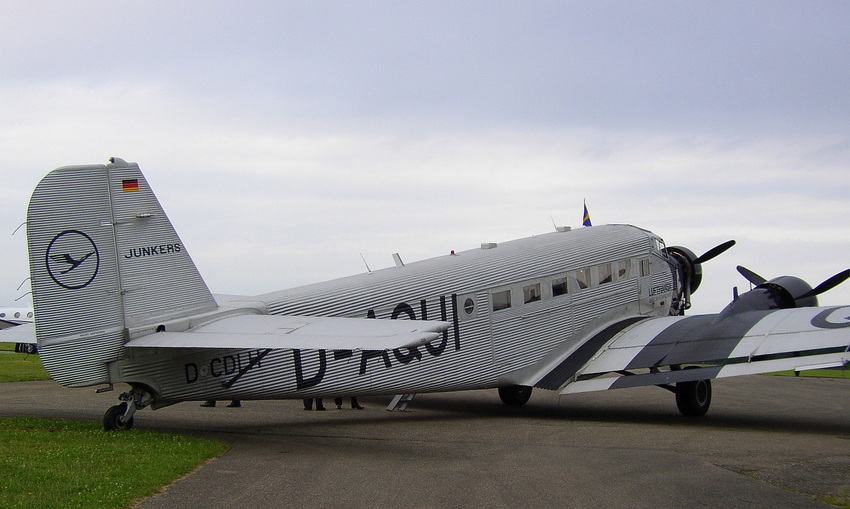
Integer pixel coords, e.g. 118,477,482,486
498,385,532,406
675,379,711,417
103,402,135,431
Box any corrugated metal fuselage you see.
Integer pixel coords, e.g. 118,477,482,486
117,224,676,403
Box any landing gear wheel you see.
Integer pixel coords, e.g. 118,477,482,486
675,378,711,417
498,385,532,406
103,402,135,431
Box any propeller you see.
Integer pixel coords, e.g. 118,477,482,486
797,268,850,300
736,265,766,286
735,265,850,308
693,240,736,264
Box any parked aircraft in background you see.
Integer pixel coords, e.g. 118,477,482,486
0,307,33,328
3,158,848,430
0,306,37,353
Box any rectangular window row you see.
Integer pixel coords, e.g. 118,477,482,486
491,257,650,312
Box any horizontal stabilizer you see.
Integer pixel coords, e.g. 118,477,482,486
126,314,451,351
0,323,37,344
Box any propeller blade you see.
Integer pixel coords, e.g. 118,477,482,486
693,240,736,264
736,265,767,286
797,268,850,299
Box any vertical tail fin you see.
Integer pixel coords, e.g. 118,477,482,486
27,158,217,387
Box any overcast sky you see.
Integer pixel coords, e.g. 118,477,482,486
1,1,849,314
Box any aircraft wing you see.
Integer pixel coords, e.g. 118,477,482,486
0,322,37,344
528,306,850,395
126,314,451,351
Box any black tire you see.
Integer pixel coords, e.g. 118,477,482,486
498,385,532,406
14,343,37,354
103,403,135,431
675,378,711,417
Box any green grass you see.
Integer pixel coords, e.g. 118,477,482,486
820,491,850,508
0,418,227,509
0,348,50,383
769,368,850,379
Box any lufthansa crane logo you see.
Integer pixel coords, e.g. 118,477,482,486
45,230,100,290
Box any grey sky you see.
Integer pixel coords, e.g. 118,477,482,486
1,2,849,314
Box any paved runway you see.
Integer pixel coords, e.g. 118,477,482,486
1,375,848,508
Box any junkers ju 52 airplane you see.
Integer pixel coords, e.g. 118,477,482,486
5,158,850,430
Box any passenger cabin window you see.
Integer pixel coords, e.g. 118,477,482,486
523,283,541,303
598,263,613,285
575,268,592,289
640,258,650,277
617,260,631,280
552,276,569,297
492,290,512,311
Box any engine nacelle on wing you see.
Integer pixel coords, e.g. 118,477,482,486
719,275,816,318
761,276,818,309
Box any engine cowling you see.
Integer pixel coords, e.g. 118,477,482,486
665,246,703,295
759,276,818,309
722,266,850,318
664,240,735,315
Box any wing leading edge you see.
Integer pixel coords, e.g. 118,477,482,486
126,313,451,351
529,306,850,395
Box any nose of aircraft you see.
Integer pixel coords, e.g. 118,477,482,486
664,240,736,314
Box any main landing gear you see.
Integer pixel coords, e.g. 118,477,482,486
496,380,712,417
674,378,712,417
498,385,533,406
661,365,712,417
103,387,153,431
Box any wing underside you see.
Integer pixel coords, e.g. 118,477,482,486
527,306,850,395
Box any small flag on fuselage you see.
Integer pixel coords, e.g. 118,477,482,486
122,179,140,193
582,201,592,227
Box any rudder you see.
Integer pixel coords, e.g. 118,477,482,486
27,158,217,387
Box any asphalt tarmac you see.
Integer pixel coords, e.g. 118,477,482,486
1,375,848,508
